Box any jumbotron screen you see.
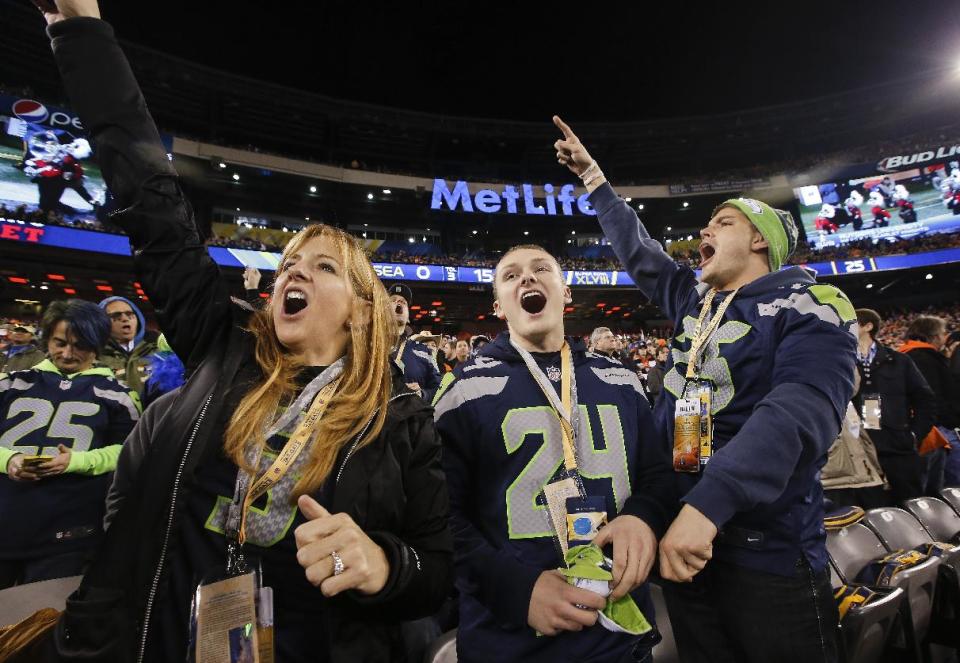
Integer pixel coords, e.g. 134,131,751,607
0,95,108,227
793,166,960,249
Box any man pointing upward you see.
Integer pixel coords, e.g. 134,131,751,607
553,116,856,663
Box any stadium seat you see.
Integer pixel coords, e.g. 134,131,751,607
903,498,960,544
424,629,456,663
941,488,960,517
863,508,956,553
827,522,938,653
0,575,80,627
863,507,960,650
831,557,908,663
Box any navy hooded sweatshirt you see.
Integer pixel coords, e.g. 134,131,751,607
434,333,674,663
590,182,858,577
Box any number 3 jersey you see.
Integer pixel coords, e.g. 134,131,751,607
0,359,141,560
433,333,674,663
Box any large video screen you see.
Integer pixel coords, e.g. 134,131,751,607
0,96,108,226
794,166,960,249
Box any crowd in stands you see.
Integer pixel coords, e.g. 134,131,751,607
205,233,281,252
0,203,111,232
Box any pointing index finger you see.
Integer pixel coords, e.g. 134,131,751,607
552,115,577,141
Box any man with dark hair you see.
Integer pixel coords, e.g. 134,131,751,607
434,243,672,662
899,314,959,495
0,299,141,588
854,308,935,504
97,295,157,396
386,283,442,401
555,116,857,663
0,323,45,373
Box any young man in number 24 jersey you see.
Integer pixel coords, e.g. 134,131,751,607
434,244,674,663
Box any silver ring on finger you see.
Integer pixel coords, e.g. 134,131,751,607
331,550,345,576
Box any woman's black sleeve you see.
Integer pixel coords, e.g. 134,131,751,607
47,18,233,367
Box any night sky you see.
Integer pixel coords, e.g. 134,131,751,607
96,0,959,122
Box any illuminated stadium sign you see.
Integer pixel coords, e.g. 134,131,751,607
4,219,960,285
876,144,960,173
430,178,596,216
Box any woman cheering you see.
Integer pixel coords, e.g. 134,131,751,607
26,1,453,661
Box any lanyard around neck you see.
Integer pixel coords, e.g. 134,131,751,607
226,359,345,545
685,288,739,380
511,338,579,472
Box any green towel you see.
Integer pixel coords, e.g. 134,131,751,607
560,544,652,635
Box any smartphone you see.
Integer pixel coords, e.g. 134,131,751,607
21,455,53,468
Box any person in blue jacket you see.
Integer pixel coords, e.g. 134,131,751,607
553,116,857,663
434,243,673,663
387,283,442,402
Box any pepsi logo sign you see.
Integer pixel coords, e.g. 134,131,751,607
12,99,48,123
9,98,84,130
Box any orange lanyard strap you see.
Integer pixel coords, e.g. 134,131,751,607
685,288,739,381
513,339,578,472
237,376,340,545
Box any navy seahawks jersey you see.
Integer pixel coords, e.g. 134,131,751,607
433,333,673,663
0,360,141,559
591,182,858,577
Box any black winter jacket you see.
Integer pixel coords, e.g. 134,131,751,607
33,17,452,663
855,343,936,455
903,345,960,429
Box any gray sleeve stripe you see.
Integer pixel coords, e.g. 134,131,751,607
433,375,509,420
93,386,141,421
590,366,648,401
757,292,842,327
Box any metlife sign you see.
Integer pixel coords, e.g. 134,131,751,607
430,178,596,216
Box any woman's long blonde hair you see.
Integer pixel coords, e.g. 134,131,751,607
224,224,394,499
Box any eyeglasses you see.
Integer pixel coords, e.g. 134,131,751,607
108,311,137,321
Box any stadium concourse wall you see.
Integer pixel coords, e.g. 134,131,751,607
4,218,960,287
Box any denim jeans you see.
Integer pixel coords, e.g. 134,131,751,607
940,427,960,487
661,557,839,663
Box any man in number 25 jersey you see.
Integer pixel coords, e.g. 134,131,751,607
0,299,141,588
434,244,673,663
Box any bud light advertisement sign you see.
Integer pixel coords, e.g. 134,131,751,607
0,93,109,228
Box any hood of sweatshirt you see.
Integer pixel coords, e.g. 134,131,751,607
97,295,147,346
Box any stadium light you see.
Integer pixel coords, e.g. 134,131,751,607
523,231,529,236
232,173,240,181
236,207,240,211
472,230,478,235
383,189,392,194
925,273,933,280
309,185,317,193
362,232,367,238
865,283,873,289
305,217,310,221
682,202,689,208
666,226,672,231
686,235,693,240
367,193,374,200
625,197,632,202
571,231,576,235
637,203,645,210
218,162,226,169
